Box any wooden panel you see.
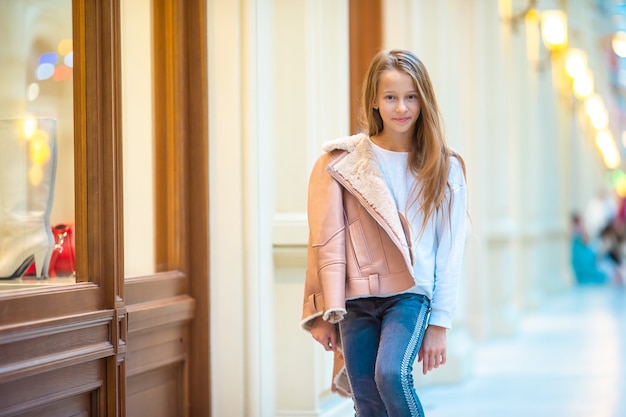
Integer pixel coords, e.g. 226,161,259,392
11,392,92,417
0,360,104,417
0,310,114,382
125,271,187,304
13,394,92,417
127,363,184,417
126,322,190,376
0,284,101,326
349,0,382,134
126,296,195,333
126,288,195,375
125,278,193,417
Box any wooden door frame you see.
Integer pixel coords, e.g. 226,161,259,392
74,1,127,414
152,0,210,415
349,0,382,134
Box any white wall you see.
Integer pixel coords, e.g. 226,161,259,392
121,0,156,278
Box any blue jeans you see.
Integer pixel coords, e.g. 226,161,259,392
339,293,431,417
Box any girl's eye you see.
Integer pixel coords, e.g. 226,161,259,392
384,95,395,100
408,94,417,100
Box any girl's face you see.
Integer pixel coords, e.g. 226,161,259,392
373,69,421,140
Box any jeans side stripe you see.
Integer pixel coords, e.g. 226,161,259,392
400,302,429,416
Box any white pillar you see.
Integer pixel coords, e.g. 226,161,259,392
457,0,494,341
208,0,246,415
242,0,277,415
208,0,276,415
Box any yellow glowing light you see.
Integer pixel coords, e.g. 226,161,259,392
596,130,620,169
23,118,37,139
573,71,594,99
526,8,540,21
541,10,568,51
585,95,608,130
612,32,626,58
29,130,51,165
565,49,587,79
58,38,72,56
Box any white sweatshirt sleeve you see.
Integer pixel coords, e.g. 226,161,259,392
429,158,468,328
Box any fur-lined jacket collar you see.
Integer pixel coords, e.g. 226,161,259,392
322,133,412,269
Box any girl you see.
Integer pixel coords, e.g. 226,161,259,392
300,49,468,416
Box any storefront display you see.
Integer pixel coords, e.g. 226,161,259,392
0,118,57,279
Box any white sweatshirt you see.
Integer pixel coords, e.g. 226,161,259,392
370,140,468,328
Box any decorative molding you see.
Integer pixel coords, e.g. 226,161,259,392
126,295,195,332
125,271,187,304
0,361,104,417
273,212,308,247
0,310,114,382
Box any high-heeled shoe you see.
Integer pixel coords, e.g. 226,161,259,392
0,221,54,279
0,118,57,280
1,255,34,279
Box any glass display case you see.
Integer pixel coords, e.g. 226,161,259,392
0,0,74,289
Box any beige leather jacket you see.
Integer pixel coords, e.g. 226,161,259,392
301,133,419,396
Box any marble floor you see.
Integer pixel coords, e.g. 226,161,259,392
420,285,626,417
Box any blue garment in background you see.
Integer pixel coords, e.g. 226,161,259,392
571,234,609,285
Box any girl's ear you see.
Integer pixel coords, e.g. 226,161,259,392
372,101,378,110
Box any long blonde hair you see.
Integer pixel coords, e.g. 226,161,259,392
359,49,466,233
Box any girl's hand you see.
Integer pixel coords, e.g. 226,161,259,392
310,316,338,352
418,325,447,375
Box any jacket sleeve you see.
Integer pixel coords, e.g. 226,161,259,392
300,152,347,331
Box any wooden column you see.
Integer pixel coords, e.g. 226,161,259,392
349,0,382,134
